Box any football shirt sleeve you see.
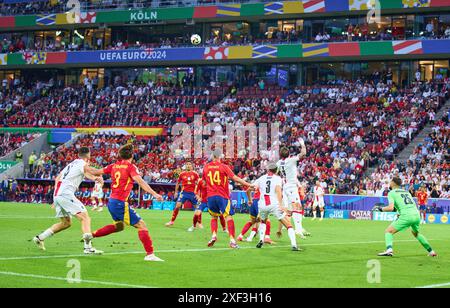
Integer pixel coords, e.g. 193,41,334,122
222,164,235,178
129,164,139,178
387,191,395,206
102,164,113,175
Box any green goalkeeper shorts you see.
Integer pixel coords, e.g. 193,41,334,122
390,214,421,233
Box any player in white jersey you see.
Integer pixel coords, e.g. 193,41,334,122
33,147,105,254
91,182,104,212
312,181,325,221
253,163,300,251
276,137,308,237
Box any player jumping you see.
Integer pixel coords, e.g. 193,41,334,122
203,149,253,249
33,147,104,254
91,144,165,262
374,177,437,257
166,162,200,227
277,137,309,237
254,163,300,251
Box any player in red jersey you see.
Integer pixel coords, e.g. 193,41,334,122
91,144,164,262
203,149,253,249
166,162,200,227
416,186,429,224
188,177,208,231
238,187,273,244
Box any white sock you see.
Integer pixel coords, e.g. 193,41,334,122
313,208,317,218
258,223,266,242
287,227,297,247
320,210,324,219
38,228,54,241
83,233,93,249
247,230,256,241
292,212,303,233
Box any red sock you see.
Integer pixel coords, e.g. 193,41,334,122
93,224,117,238
219,215,226,230
171,207,180,222
227,219,236,238
138,230,154,255
240,222,252,236
198,213,202,224
252,227,258,233
211,218,218,235
193,214,199,227
265,220,271,236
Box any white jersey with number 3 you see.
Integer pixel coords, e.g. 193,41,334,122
254,174,285,220
254,174,283,207
55,159,87,197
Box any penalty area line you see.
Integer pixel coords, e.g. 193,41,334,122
0,271,155,288
0,239,444,261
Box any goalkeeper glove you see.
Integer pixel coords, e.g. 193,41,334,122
372,205,383,212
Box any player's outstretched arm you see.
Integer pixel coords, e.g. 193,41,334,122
298,137,307,159
232,175,253,189
84,172,104,185
84,165,104,176
132,175,163,201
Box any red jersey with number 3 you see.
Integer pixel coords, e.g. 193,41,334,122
178,171,199,193
202,160,235,199
103,160,139,201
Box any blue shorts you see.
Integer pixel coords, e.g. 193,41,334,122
107,198,142,226
208,196,234,217
250,199,259,218
419,205,427,211
196,202,208,212
177,191,199,206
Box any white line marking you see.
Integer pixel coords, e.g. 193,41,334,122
0,271,154,288
0,239,445,261
416,282,450,288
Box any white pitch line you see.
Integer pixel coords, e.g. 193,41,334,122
0,271,154,288
416,282,450,288
0,239,444,261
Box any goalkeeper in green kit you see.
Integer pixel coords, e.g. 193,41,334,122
373,177,437,257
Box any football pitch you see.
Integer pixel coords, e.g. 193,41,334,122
0,202,449,288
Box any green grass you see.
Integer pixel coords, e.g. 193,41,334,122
0,202,449,288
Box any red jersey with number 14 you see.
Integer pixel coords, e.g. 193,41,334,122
178,171,199,193
103,160,139,201
202,160,235,199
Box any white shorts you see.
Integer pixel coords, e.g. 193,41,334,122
258,204,286,221
92,193,104,199
54,195,87,218
283,186,301,210
313,199,325,208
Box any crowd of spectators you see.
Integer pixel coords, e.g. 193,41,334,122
201,79,448,195
4,80,226,128
0,132,39,158
1,76,448,199
367,108,449,199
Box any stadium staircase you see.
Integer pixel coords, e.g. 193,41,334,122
0,133,52,181
395,98,450,162
364,97,450,177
